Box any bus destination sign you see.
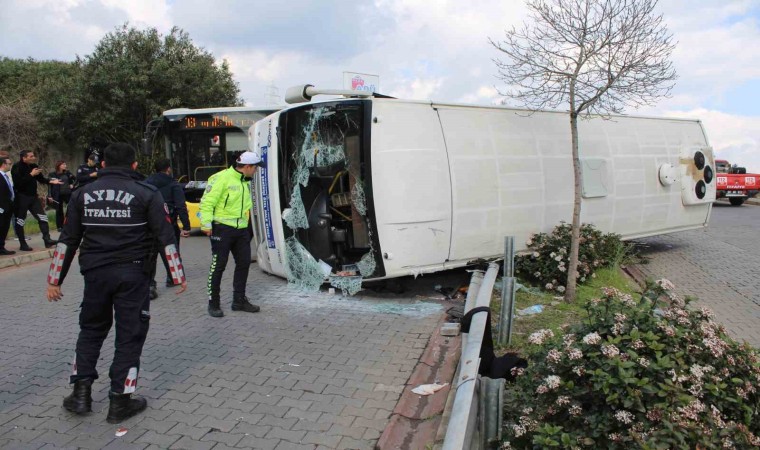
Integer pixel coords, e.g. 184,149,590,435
180,114,258,130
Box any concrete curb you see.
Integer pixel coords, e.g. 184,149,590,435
0,248,53,269
377,312,462,450
0,232,57,270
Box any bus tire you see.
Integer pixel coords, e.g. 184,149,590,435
729,197,745,206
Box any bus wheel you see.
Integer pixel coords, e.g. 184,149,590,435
729,197,745,206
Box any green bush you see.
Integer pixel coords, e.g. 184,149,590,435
515,222,627,294
503,282,760,449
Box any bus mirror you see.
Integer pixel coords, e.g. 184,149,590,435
140,138,152,155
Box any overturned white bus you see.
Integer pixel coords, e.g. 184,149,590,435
248,86,715,292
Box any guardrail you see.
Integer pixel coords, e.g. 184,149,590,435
441,262,506,450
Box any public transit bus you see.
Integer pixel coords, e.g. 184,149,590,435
159,106,278,228
247,85,715,291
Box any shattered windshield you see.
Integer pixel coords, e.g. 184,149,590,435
278,101,379,294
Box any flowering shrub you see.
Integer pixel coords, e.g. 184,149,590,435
515,222,627,294
503,282,760,449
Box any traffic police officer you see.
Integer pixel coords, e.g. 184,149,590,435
47,143,187,424
200,151,262,317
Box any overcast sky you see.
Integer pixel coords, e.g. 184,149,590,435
1,0,759,171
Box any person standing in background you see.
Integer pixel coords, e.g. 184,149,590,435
75,154,99,189
0,156,15,255
11,150,62,250
146,158,191,299
49,161,75,232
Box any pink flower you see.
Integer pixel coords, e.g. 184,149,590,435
582,332,601,345
601,344,620,358
568,348,583,360
528,329,554,345
656,278,676,290
544,375,561,390
546,349,562,364
614,410,634,424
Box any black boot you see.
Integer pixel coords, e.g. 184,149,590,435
63,379,93,414
106,392,147,424
208,300,224,318
232,296,260,313
43,235,57,248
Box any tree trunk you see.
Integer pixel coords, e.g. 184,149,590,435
564,111,582,302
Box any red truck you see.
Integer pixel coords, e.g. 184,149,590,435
715,159,760,206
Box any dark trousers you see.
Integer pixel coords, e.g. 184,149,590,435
54,192,71,230
207,223,251,303
150,222,181,284
14,193,50,242
0,210,11,250
71,262,151,394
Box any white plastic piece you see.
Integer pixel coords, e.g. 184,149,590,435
411,383,448,396
658,163,676,186
317,260,332,278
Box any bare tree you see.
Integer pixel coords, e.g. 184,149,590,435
490,0,677,301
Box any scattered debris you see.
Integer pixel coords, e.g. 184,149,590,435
434,283,464,299
446,305,465,322
441,322,461,336
115,428,128,437
411,382,448,396
517,304,544,316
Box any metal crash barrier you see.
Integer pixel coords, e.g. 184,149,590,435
441,262,506,450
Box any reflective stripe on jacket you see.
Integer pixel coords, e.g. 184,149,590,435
199,166,251,230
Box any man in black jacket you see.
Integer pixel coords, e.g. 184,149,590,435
146,158,191,298
46,143,187,424
11,150,62,250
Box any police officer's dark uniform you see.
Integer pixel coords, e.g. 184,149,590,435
146,159,191,296
11,151,59,249
47,143,186,424
75,156,99,189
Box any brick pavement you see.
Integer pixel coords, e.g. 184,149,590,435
0,235,451,449
634,202,760,347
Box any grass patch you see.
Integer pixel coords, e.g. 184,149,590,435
7,210,57,238
492,266,639,352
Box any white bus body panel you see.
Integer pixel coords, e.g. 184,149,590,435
254,98,713,280
370,101,452,276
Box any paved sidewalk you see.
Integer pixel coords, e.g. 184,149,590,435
633,203,760,347
0,236,460,449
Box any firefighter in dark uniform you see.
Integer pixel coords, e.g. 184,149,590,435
46,143,187,424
